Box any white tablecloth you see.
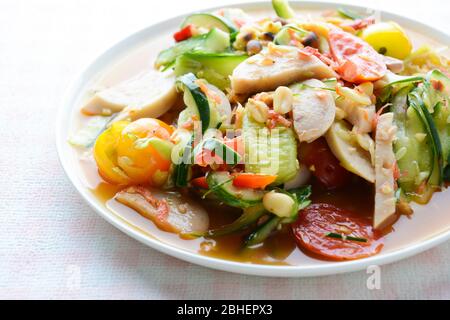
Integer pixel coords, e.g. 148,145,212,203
1,0,449,299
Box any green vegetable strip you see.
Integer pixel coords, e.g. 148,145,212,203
272,0,296,19
325,232,368,243
245,216,282,247
337,8,362,20
207,204,266,237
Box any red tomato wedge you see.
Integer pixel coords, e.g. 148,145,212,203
301,138,351,190
232,173,277,189
293,204,383,261
173,24,194,42
190,176,209,189
328,27,387,83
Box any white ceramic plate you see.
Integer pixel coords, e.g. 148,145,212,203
56,1,450,277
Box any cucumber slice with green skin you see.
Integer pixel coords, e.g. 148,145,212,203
206,171,265,208
173,145,193,187
206,204,266,237
245,215,282,247
409,89,443,187
155,28,230,68
174,52,248,90
177,73,231,130
378,75,424,105
202,28,231,51
177,73,232,133
434,101,450,172
242,111,299,185
172,130,194,187
427,70,450,170
181,13,237,33
272,0,296,19
392,87,435,203
273,25,308,45
177,73,210,133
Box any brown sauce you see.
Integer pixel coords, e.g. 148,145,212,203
92,175,381,264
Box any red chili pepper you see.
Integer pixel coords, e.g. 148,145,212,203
173,24,194,42
191,176,209,189
232,173,277,189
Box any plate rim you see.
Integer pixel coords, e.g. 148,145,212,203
56,0,450,277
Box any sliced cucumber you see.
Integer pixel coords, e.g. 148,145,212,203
242,111,298,185
206,204,266,237
272,0,296,19
378,74,424,105
203,28,231,51
434,101,450,172
155,28,230,68
173,136,194,188
176,73,210,133
206,171,265,208
177,73,231,130
274,25,308,45
409,89,443,187
390,70,449,201
181,13,237,33
171,129,194,187
427,70,450,170
174,52,247,90
392,87,435,203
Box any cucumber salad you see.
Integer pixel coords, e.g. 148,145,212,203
71,0,450,262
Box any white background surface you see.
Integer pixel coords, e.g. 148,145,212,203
1,0,449,299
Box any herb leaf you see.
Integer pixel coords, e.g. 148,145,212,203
325,232,368,243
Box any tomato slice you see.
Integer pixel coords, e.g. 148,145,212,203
301,138,351,190
328,27,387,83
292,204,383,261
232,173,277,189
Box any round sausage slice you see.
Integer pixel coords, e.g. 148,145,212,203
292,203,383,261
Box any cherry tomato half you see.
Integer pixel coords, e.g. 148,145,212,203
94,118,173,186
293,203,383,261
300,138,351,190
117,118,173,185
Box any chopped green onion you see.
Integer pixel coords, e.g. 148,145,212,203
325,232,368,243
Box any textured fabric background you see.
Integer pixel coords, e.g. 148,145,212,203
0,0,449,300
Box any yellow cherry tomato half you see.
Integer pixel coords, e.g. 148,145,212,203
361,22,412,60
116,118,174,185
93,121,132,185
